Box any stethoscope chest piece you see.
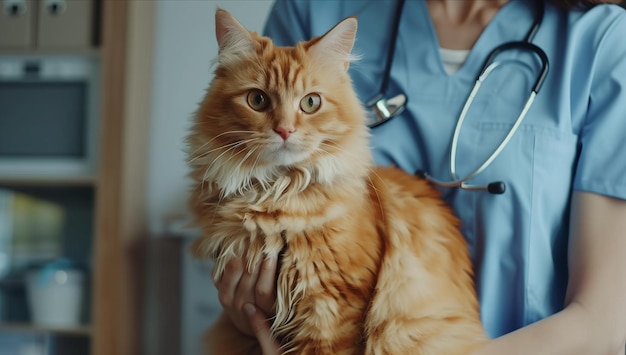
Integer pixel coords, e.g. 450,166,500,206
366,92,407,128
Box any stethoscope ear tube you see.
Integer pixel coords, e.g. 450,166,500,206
479,41,549,93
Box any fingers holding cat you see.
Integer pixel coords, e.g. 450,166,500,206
243,303,283,355
214,256,278,337
255,255,278,314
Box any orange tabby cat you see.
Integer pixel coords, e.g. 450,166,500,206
188,9,487,355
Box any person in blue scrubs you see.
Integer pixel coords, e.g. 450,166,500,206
215,0,626,353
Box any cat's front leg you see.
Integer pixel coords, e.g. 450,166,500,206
363,249,486,355
279,315,365,355
273,253,367,355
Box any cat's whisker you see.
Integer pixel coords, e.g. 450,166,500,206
205,139,253,157
190,137,258,164
189,143,236,164
201,138,260,181
187,130,258,161
187,129,255,155
202,143,246,182
249,146,263,172
248,146,271,190
187,140,213,160
217,141,259,170
234,146,260,189
200,129,256,141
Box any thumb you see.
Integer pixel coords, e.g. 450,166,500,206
243,303,282,355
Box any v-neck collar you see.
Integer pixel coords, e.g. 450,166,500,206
409,0,534,79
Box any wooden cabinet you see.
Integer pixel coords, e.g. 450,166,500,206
0,0,95,50
0,1,152,354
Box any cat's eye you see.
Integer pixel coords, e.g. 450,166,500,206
299,93,321,114
247,89,271,111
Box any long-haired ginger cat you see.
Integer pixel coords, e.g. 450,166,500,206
188,9,487,355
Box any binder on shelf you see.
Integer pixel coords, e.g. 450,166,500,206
0,0,35,48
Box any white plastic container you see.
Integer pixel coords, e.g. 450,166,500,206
26,261,84,327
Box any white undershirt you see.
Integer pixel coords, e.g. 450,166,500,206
440,48,470,74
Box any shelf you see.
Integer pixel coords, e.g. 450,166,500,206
0,175,97,187
0,48,101,58
0,322,92,337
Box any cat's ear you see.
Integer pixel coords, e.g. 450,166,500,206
308,17,358,72
215,9,255,59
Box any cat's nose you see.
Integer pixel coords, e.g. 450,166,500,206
274,126,296,140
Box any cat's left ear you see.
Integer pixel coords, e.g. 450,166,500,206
308,17,358,72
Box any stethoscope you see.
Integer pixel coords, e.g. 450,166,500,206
367,0,549,194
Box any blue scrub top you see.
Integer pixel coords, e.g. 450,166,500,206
263,0,626,338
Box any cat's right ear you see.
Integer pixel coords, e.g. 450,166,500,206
215,9,255,59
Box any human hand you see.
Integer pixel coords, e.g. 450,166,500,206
243,303,283,355
214,255,278,336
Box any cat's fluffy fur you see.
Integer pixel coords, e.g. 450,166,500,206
187,9,487,355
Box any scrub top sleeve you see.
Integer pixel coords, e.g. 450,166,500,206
263,0,311,46
573,11,626,200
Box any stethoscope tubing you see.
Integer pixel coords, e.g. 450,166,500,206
450,42,549,183
450,84,538,183
478,41,550,93
369,0,548,194
365,0,406,129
